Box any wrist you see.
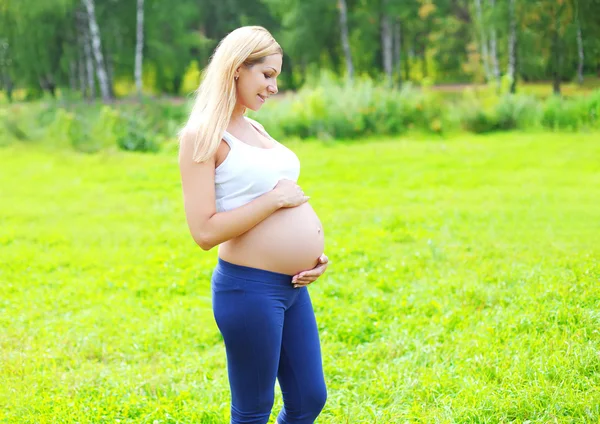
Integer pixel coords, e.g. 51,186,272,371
267,190,284,210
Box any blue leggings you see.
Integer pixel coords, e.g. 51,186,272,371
211,258,327,424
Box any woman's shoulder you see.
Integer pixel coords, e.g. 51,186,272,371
177,125,198,149
244,116,266,130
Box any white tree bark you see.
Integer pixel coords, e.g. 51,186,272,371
337,0,353,81
380,2,393,81
75,8,93,99
135,0,144,95
82,0,111,102
488,0,500,85
475,0,491,81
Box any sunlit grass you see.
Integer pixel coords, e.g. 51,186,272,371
1,131,599,422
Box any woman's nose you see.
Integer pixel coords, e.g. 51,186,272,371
268,84,278,95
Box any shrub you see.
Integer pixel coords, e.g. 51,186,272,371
2,79,599,154
114,111,160,153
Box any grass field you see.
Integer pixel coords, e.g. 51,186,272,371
1,132,599,423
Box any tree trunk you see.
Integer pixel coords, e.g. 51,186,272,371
105,48,115,98
421,37,428,79
4,76,13,102
380,3,393,82
69,61,77,92
475,0,491,81
0,71,13,102
77,54,86,97
551,8,562,95
337,0,353,81
404,41,412,81
39,74,57,98
84,24,96,101
172,75,182,95
393,18,402,87
488,0,500,86
576,1,584,85
82,0,112,102
508,0,517,93
0,39,13,102
75,8,91,100
135,0,144,96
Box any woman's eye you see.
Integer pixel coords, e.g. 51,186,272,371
264,74,271,79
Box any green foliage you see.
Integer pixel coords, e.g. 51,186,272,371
542,91,600,131
109,105,161,153
461,108,499,133
0,104,32,142
2,0,600,99
0,102,162,152
252,75,600,139
250,71,449,139
495,94,541,130
41,103,155,153
115,115,159,153
3,79,600,154
459,90,542,133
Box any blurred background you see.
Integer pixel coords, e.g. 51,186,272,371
1,0,600,152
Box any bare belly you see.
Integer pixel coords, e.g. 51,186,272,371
218,202,325,275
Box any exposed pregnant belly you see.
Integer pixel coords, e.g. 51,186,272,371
218,202,325,276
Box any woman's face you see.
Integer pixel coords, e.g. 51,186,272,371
235,54,282,111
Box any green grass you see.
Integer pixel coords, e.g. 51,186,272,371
1,132,599,423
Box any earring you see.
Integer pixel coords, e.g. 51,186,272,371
234,76,239,81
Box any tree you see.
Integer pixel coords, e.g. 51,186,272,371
337,0,353,81
135,0,144,97
82,0,111,101
507,0,517,93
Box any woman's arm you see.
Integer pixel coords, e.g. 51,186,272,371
178,129,282,251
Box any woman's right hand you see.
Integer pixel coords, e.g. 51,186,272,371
272,179,310,208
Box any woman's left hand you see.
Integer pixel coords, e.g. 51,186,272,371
292,254,329,288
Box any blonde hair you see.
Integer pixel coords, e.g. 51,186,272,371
178,26,283,163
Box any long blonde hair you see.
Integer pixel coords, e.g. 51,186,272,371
179,26,283,163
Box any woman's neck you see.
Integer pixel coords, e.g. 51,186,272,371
230,104,246,126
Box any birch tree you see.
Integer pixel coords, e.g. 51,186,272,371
82,0,111,102
76,7,95,100
488,0,500,86
135,0,144,96
474,0,492,81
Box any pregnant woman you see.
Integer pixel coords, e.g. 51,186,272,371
178,26,329,424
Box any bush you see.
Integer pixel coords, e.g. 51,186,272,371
249,72,452,140
495,94,541,130
114,111,160,153
2,79,599,155
462,109,498,133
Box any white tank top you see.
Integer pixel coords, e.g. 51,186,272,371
214,117,301,213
